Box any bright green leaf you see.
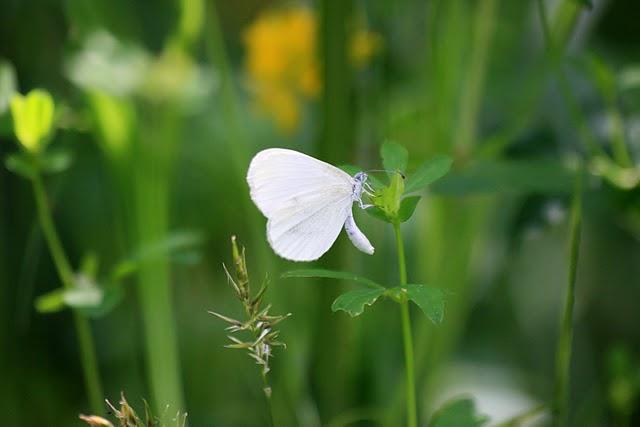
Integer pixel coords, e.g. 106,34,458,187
331,288,386,316
405,155,453,193
429,397,489,427
398,196,421,223
35,289,66,313
381,141,408,174
282,269,384,289
371,172,405,220
5,152,36,179
407,284,445,324
10,89,55,153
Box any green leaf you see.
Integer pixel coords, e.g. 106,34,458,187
35,275,107,315
40,148,73,174
429,397,489,427
331,288,385,316
398,196,421,223
365,206,392,223
405,155,453,193
10,89,56,153
130,230,204,263
79,283,125,318
590,156,640,190
381,141,408,174
35,288,66,313
371,172,405,220
431,159,575,196
406,284,445,324
282,269,384,289
5,152,36,179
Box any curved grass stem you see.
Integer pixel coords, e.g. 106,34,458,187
31,172,104,413
553,170,583,426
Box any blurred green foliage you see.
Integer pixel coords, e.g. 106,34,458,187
1,0,640,426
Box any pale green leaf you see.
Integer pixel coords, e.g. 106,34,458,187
398,196,421,223
405,155,453,193
381,141,408,174
5,152,36,179
282,269,384,289
331,288,385,316
40,148,73,174
406,284,445,324
431,159,574,195
429,397,489,427
365,206,392,223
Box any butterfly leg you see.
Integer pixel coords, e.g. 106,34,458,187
363,182,376,196
358,200,374,210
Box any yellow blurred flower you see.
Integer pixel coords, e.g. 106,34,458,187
350,30,383,69
243,7,380,134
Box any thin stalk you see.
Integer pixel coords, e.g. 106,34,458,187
261,372,275,427
31,172,104,413
536,0,605,159
454,0,497,157
393,221,416,427
553,170,583,426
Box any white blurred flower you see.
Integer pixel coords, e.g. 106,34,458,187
66,30,150,96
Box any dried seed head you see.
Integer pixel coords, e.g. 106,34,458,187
79,414,114,427
210,236,289,383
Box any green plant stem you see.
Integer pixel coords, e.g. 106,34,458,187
454,0,497,157
393,221,417,427
536,0,605,159
134,106,184,411
31,172,104,413
553,171,583,427
261,372,275,427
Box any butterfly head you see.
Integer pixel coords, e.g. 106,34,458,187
352,172,374,208
353,171,368,184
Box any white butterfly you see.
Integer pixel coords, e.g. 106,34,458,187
247,148,375,262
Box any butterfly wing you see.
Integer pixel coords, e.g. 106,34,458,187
247,148,355,261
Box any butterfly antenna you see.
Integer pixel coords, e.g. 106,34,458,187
366,169,406,179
